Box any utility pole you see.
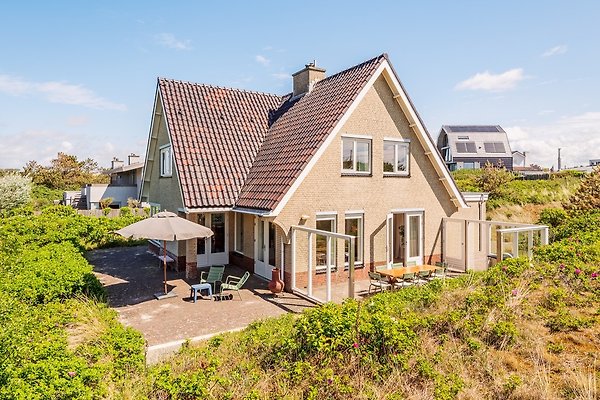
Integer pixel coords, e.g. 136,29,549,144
557,148,562,171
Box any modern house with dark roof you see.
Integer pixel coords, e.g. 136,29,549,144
140,54,488,295
436,125,514,171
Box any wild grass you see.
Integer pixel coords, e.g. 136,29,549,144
145,257,599,399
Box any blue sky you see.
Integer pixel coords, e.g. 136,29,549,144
1,1,599,169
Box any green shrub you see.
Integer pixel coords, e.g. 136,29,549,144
563,166,600,212
545,309,595,332
538,207,567,227
119,206,132,217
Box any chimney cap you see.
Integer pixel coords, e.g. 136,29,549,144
292,61,326,77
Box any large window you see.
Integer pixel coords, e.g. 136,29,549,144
342,137,371,174
344,214,363,266
211,213,225,253
316,214,336,269
383,140,410,175
197,214,206,255
234,213,244,254
160,145,172,177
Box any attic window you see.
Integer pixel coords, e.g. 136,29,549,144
484,142,506,153
160,145,172,177
455,142,477,153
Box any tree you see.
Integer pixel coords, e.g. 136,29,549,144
476,161,515,196
563,166,600,212
23,152,109,190
0,173,32,213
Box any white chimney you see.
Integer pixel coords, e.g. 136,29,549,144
128,153,141,165
111,157,124,169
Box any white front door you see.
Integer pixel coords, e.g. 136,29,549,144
405,212,423,265
197,213,229,267
255,218,276,279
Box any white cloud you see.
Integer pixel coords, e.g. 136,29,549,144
61,141,73,151
542,45,568,57
505,111,600,168
455,68,525,92
0,129,143,169
155,33,192,50
255,55,270,66
0,75,126,111
67,115,89,126
272,72,290,80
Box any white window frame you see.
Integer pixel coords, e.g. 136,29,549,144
344,212,364,267
234,212,244,254
315,213,337,272
341,136,372,175
383,139,410,176
159,145,172,177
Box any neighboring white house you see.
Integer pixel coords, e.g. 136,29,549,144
64,154,144,209
512,151,526,168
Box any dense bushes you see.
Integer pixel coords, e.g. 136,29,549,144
452,169,581,209
147,210,599,399
0,206,146,398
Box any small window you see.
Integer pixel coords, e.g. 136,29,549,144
160,145,172,177
344,214,363,266
234,213,244,254
483,142,506,153
455,142,477,153
457,136,470,140
342,137,371,174
383,140,410,175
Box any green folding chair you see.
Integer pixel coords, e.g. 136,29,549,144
368,271,391,294
220,271,250,300
200,265,225,292
395,272,415,289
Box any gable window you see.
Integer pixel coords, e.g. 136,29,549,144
342,136,371,174
455,142,477,153
483,142,506,153
383,140,410,176
160,145,172,177
344,213,363,266
234,213,244,254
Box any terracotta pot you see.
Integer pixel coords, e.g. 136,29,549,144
268,268,284,294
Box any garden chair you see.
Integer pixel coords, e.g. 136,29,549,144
395,272,415,289
429,262,447,281
416,270,432,285
406,260,417,267
368,271,391,294
392,262,404,269
220,271,250,300
200,265,225,292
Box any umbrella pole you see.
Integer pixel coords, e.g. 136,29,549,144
163,240,168,294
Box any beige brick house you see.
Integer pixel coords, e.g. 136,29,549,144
140,54,485,296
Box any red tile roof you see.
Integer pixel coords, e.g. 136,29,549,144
158,79,283,208
158,54,386,211
236,54,386,210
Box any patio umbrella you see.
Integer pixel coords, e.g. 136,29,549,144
114,211,213,295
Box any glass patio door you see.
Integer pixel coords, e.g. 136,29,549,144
405,212,423,265
197,213,229,267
